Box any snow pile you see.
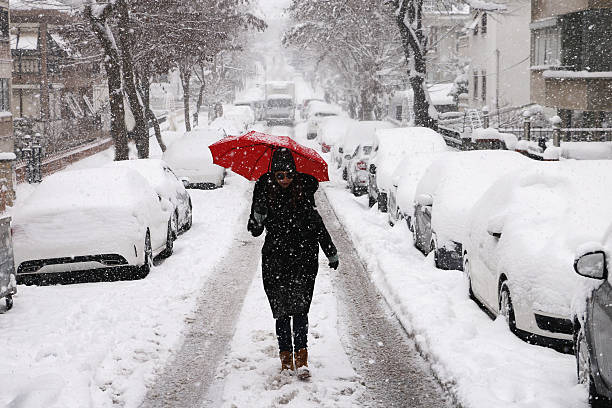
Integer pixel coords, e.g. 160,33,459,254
415,150,532,246
467,160,612,318
560,142,612,160
224,105,255,129
471,127,503,141
342,121,395,156
371,127,448,193
305,100,343,118
1,175,252,408
324,185,588,408
210,117,244,137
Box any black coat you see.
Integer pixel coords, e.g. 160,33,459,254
247,172,337,319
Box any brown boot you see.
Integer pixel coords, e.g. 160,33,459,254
279,351,294,372
294,348,311,380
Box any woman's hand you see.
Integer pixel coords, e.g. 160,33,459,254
328,254,339,270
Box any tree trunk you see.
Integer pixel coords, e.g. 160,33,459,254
194,80,205,127
137,71,166,152
359,89,373,120
117,0,149,158
179,63,192,132
85,5,128,160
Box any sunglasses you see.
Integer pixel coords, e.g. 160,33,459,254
275,171,295,181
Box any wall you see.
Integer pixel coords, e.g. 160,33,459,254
531,0,610,21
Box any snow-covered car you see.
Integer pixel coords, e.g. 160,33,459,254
265,94,295,125
341,121,394,189
464,160,612,350
305,101,343,140
413,150,531,270
210,117,243,137
573,218,612,404
223,105,255,130
367,127,447,211
162,128,226,189
12,168,172,281
318,116,355,155
107,159,193,238
388,151,449,228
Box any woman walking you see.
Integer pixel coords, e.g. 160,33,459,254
247,148,339,380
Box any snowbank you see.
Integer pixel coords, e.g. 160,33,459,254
318,116,355,147
560,142,612,160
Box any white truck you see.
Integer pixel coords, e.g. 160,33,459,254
264,81,295,125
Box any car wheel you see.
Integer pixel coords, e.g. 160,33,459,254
463,257,476,301
576,328,610,406
499,282,517,332
139,230,153,278
160,217,176,258
5,294,13,311
184,199,193,231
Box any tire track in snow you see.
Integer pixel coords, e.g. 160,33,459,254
140,205,260,408
317,190,455,408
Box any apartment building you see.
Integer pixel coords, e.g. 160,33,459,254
0,0,13,212
530,0,611,128
463,0,532,110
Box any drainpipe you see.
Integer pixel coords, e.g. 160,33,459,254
495,49,500,110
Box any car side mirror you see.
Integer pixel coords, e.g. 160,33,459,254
369,164,376,174
487,230,502,239
180,178,190,188
339,147,344,154
574,251,607,280
486,216,504,239
416,193,433,207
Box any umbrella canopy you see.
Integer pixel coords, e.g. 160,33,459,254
208,131,329,182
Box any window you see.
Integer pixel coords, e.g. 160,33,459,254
473,71,478,100
0,79,10,111
481,13,487,35
0,8,8,39
481,70,487,102
532,26,561,66
395,105,403,121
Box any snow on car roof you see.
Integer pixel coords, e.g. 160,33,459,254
307,101,342,115
468,160,612,317
416,150,532,244
319,117,356,145
342,121,395,150
18,167,157,216
163,129,225,171
372,127,449,191
107,159,183,201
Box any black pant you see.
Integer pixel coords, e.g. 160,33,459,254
276,313,308,353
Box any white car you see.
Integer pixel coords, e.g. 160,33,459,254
108,159,193,240
318,116,355,154
413,150,531,270
464,160,612,348
162,128,226,189
368,127,448,210
341,121,394,191
305,101,343,140
388,152,448,227
210,117,243,137
12,168,171,281
223,105,255,130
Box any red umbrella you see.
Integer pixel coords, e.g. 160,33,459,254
208,131,329,182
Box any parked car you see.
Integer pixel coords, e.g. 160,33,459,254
107,159,193,238
210,117,243,137
318,116,355,154
573,221,612,406
413,150,530,270
341,120,394,183
305,101,343,140
302,98,324,112
368,127,448,210
12,168,172,282
464,160,612,353
223,105,255,130
162,128,226,189
388,151,449,228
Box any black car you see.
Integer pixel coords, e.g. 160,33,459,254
574,249,612,407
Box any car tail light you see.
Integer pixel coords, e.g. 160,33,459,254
356,161,367,170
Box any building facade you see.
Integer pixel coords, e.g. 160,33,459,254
10,2,108,161
530,0,612,128
0,0,14,212
463,0,532,110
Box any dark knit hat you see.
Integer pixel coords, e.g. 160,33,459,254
271,148,296,173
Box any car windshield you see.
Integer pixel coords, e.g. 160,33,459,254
267,99,292,108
